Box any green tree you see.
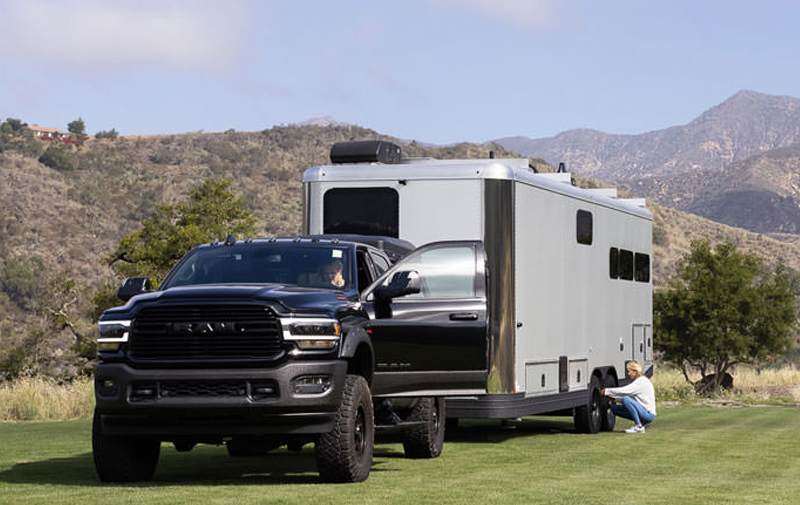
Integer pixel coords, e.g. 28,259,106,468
654,240,797,394
95,128,119,140
107,177,258,283
67,117,86,136
39,144,78,171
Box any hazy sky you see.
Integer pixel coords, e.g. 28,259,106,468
1,0,799,144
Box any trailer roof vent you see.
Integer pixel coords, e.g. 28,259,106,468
330,140,402,164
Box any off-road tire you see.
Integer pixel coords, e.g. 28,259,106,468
600,375,617,432
574,376,602,434
315,375,374,483
92,410,160,482
401,397,445,459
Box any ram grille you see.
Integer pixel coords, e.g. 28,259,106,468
129,304,283,360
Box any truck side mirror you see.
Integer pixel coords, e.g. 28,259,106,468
374,271,420,301
117,277,152,302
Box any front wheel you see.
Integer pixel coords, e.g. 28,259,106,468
401,397,446,458
92,410,160,482
315,375,374,483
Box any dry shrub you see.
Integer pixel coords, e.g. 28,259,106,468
0,376,94,421
651,365,800,404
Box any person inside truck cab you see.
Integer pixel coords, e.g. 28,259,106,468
319,258,345,288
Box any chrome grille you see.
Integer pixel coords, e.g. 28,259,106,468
129,304,283,360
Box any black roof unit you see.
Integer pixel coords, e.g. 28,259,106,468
330,140,402,164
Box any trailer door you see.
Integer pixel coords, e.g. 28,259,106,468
631,324,649,364
363,241,488,396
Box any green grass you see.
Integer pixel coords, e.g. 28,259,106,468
2,406,800,504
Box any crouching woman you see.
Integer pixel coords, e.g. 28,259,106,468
601,360,656,434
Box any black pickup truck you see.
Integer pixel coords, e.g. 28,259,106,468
93,235,488,482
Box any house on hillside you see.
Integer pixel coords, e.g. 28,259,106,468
29,126,67,141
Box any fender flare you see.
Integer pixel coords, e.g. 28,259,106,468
339,326,373,359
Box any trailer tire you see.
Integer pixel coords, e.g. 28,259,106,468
92,410,160,482
601,375,617,432
574,376,602,434
315,375,374,483
401,397,445,458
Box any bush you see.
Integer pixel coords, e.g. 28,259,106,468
0,376,94,421
95,128,119,140
39,144,78,171
0,256,45,310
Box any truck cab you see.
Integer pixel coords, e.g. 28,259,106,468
93,234,488,483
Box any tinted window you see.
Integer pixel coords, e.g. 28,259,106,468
635,253,650,283
163,243,351,290
389,245,476,299
324,187,399,237
370,252,391,276
609,248,619,279
576,210,593,245
619,249,634,280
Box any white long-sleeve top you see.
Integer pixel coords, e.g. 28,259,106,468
604,376,656,415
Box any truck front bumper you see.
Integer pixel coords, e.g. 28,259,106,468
94,360,347,436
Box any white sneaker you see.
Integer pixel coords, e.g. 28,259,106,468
625,425,645,434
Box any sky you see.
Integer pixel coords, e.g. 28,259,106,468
1,0,800,145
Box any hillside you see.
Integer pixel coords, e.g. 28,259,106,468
624,143,800,234
496,90,800,181
2,124,800,378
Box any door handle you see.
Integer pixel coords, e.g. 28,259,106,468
450,312,478,321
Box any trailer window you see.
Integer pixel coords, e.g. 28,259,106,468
323,187,399,237
619,249,634,280
609,248,619,279
576,210,593,245
635,253,650,283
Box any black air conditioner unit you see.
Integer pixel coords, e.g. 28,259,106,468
330,140,402,164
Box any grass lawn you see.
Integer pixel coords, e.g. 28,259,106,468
1,405,799,504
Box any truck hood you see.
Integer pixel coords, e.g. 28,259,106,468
103,284,357,319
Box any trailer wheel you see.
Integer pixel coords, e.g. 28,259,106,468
574,376,602,434
92,410,160,482
601,375,617,432
401,397,446,459
315,375,374,482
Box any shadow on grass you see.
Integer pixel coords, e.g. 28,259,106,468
444,417,577,443
0,446,404,486
0,418,575,486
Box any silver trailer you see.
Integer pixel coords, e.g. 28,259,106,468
302,142,652,432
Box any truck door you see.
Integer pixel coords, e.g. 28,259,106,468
362,241,488,397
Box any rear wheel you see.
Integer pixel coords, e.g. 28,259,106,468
574,376,602,434
401,397,446,458
92,410,160,482
315,375,374,483
601,375,617,432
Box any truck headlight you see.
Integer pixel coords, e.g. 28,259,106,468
98,320,130,352
282,318,340,350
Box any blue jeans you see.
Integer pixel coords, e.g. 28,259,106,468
610,396,655,426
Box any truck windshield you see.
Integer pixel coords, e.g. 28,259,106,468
161,243,351,290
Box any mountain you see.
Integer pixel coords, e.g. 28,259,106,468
496,90,800,182
626,143,800,234
295,116,350,127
